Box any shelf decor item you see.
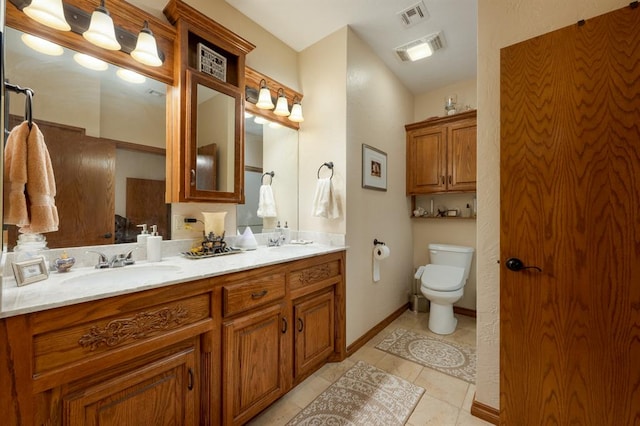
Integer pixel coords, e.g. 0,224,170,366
12,257,49,286
362,144,387,191
198,42,226,81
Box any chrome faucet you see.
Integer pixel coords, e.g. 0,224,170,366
87,248,136,269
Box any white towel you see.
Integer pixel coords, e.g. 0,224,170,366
311,178,339,219
257,184,277,218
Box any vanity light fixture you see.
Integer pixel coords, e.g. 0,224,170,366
273,88,290,116
131,21,162,67
21,33,64,56
73,53,108,71
23,0,70,31
256,79,274,110
244,111,254,118
83,0,121,51
116,68,146,84
288,96,304,122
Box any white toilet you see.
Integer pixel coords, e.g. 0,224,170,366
418,244,474,335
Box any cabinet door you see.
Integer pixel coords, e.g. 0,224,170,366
222,303,290,425
407,127,447,194
294,290,335,379
63,347,197,426
447,121,477,191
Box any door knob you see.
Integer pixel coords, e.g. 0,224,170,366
103,233,112,239
505,257,542,272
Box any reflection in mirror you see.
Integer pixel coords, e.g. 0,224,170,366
195,83,235,193
237,113,298,234
3,27,169,250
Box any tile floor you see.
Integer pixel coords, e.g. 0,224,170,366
247,309,492,426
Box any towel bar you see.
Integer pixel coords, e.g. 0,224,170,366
317,162,334,179
261,171,275,185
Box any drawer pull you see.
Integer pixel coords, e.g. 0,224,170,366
188,368,194,390
251,289,268,299
282,317,288,333
297,318,304,332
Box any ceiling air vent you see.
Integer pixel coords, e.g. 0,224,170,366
395,32,444,62
397,1,429,28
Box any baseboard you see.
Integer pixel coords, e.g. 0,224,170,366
346,302,409,356
470,397,499,425
453,306,476,318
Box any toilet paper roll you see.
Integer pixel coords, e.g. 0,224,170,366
373,244,391,282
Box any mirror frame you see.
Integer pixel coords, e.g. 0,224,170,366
186,70,244,202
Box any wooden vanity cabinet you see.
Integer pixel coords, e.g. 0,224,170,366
163,0,255,203
0,251,346,426
406,110,477,195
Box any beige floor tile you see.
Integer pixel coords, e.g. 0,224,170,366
246,397,301,425
457,410,494,426
461,384,476,412
315,358,355,383
348,344,387,365
374,353,423,382
414,367,470,409
281,374,331,409
407,393,460,425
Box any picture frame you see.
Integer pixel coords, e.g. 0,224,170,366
362,144,387,191
197,43,227,82
12,257,49,286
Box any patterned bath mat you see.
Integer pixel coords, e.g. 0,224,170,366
285,360,424,425
376,328,476,383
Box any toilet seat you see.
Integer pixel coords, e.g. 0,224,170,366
420,264,465,291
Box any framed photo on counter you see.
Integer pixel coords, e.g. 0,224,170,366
12,257,49,286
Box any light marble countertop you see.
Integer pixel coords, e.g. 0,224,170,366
0,243,346,319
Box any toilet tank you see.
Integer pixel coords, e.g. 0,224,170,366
428,244,474,281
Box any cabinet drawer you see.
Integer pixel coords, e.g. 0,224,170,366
223,273,286,317
33,293,211,376
289,260,341,291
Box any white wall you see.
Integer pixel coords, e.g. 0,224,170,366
475,0,629,410
414,78,477,122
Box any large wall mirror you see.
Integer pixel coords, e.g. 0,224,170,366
237,113,298,234
3,26,170,249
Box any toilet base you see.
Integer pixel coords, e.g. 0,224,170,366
428,302,457,335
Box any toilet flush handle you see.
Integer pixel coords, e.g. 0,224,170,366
505,257,542,272
414,265,425,279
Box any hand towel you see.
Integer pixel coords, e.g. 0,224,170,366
3,121,59,234
311,178,339,219
257,184,277,218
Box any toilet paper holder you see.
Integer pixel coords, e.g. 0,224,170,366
373,238,385,246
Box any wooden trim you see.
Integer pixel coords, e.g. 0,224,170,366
453,306,477,318
346,303,409,356
470,397,500,425
405,109,477,132
114,141,165,156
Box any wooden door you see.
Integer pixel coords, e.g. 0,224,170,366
222,303,290,425
6,116,115,248
406,126,446,194
294,290,335,379
126,178,169,239
447,119,476,191
500,5,640,424
63,348,197,426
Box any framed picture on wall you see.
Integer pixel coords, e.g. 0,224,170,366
362,144,387,191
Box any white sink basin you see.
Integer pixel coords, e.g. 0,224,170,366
60,264,184,287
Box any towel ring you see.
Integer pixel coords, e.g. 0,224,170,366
317,162,334,179
262,171,275,185
4,82,35,130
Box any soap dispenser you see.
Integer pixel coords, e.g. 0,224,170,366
147,225,162,262
282,221,291,244
136,224,149,247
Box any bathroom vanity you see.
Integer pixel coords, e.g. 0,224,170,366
0,246,346,426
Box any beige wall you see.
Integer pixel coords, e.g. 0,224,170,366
476,0,629,409
414,78,477,122
342,28,415,345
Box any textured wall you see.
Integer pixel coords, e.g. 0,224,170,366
476,0,630,410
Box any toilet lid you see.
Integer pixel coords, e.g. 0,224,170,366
420,264,465,291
